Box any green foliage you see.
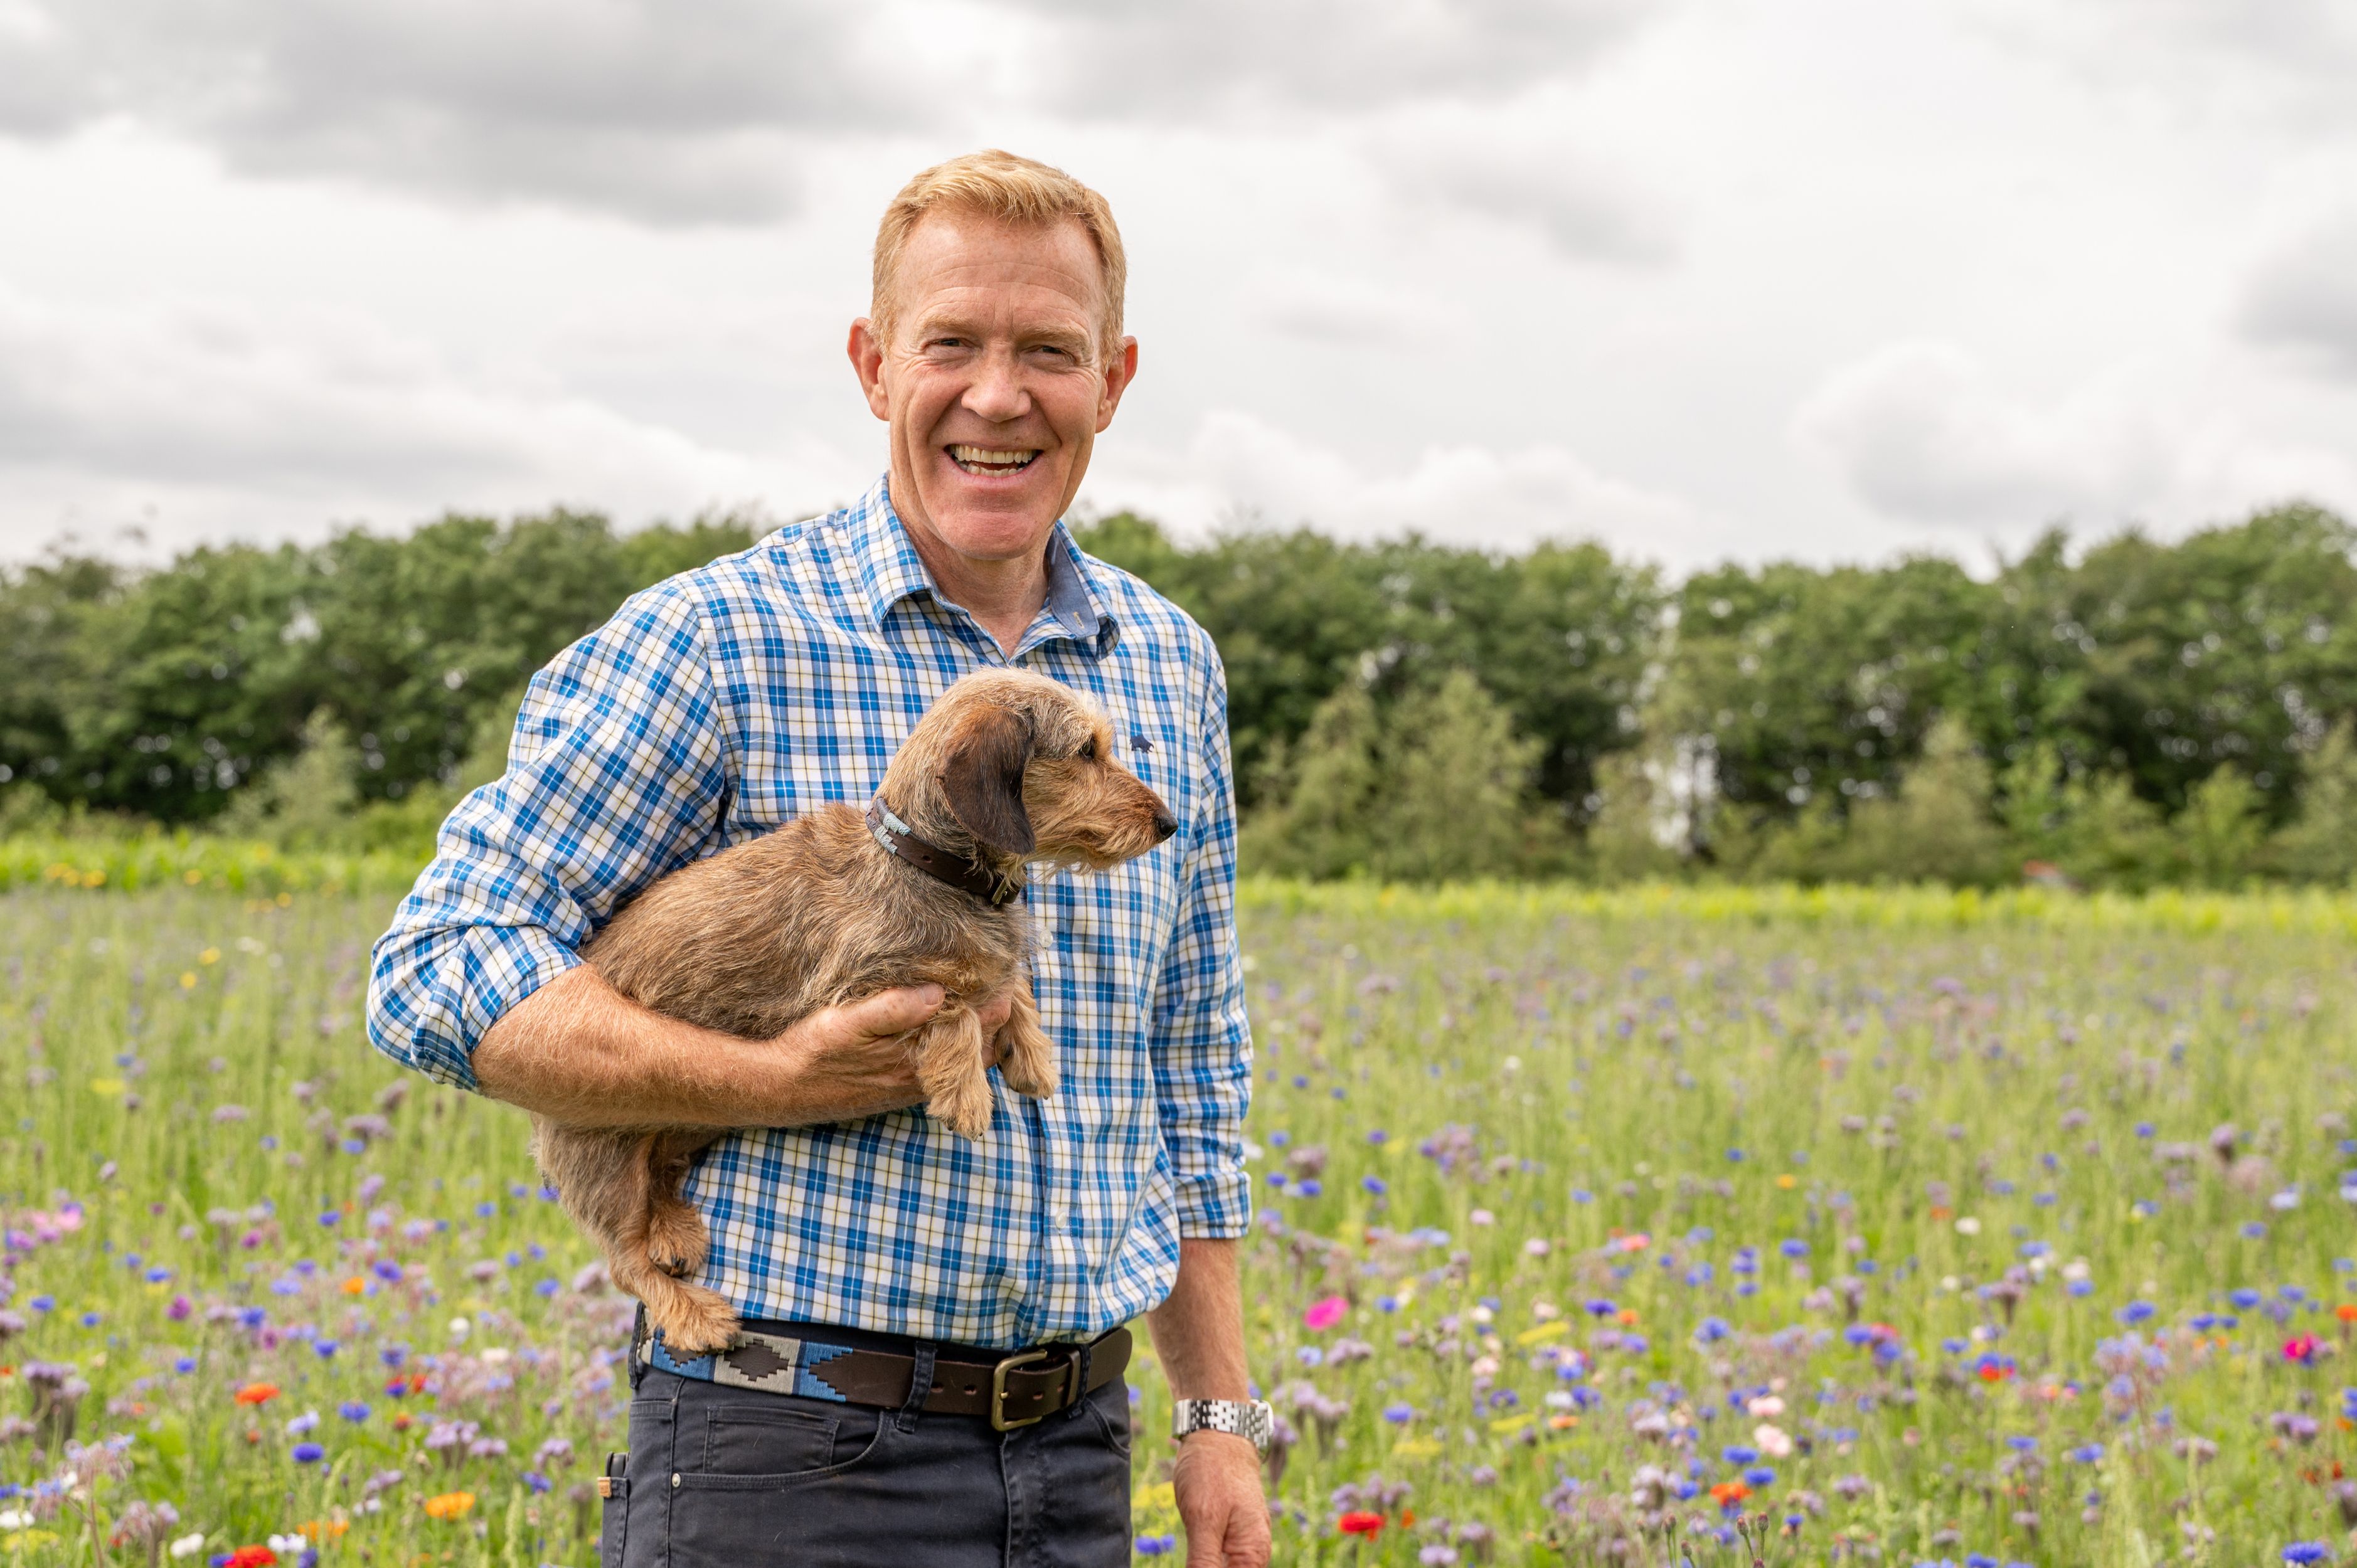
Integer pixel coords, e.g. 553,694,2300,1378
1242,672,1550,881
2272,718,2357,885
1735,714,2010,886
10,495,2357,892
0,509,760,821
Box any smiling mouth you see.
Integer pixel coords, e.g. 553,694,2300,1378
947,444,1041,477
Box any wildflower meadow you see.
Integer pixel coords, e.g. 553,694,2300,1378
6,876,2357,1565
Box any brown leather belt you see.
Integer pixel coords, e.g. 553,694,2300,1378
637,1316,1131,1432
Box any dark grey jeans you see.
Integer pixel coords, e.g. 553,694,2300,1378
601,1325,1133,1567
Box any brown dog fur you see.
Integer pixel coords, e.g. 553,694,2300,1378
530,669,1176,1353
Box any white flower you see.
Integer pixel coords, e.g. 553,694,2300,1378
1545,1391,1576,1411
269,1534,307,1553
1746,1395,1785,1418
0,1509,33,1531
1469,1305,1495,1327
480,1347,511,1365
1523,1238,1551,1258
2271,1187,2302,1212
448,1316,471,1338
2062,1258,2092,1283
1953,1216,1981,1236
1470,1355,1501,1380
1469,1209,1496,1227
168,1534,208,1559
1753,1423,1794,1458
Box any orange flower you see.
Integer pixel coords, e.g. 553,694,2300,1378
1548,1413,1578,1430
423,1491,476,1522
299,1520,349,1542
233,1381,280,1406
1616,1308,1639,1327
342,1277,367,1296
2337,1303,2357,1323
1710,1481,1751,1507
1929,1205,1953,1221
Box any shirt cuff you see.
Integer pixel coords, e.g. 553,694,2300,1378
1171,1165,1253,1240
367,922,583,1094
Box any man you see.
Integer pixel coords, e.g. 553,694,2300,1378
366,151,1270,1567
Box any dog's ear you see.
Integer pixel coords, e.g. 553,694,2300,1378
939,704,1036,857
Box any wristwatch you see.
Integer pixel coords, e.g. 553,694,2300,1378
1171,1397,1275,1456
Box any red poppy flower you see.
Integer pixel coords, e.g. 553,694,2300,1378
1337,1510,1384,1538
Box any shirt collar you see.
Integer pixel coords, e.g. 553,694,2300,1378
844,475,1114,655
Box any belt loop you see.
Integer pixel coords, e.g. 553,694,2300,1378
1065,1342,1093,1421
898,1342,937,1434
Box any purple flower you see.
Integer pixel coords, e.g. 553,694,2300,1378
339,1402,371,1422
292,1441,326,1463
1382,1402,1415,1424
523,1470,553,1493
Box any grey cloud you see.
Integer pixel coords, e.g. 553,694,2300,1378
1372,115,1677,265
0,0,894,223
1970,0,2357,130
999,0,1649,118
2240,214,2357,379
1252,271,1464,347
0,0,1672,223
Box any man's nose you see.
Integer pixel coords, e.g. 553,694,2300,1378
963,351,1030,423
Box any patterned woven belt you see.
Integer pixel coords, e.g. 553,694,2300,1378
637,1322,1132,1433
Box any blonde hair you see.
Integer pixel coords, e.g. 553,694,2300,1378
870,150,1127,362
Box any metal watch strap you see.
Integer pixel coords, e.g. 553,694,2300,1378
1172,1397,1273,1456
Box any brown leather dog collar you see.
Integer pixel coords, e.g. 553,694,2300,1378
866,797,1024,908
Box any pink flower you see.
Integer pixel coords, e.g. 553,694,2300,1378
1303,1296,1348,1332
2284,1333,2321,1364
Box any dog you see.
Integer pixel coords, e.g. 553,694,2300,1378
531,668,1177,1354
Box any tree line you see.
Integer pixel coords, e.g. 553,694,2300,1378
3,500,2353,886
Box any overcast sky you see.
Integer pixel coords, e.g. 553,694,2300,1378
3,0,2354,573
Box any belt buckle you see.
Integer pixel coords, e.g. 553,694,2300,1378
988,1348,1081,1431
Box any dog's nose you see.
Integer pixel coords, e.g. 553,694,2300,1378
1150,808,1178,842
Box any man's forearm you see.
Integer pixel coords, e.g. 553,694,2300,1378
472,966,806,1126
1146,1237,1252,1401
469,965,982,1130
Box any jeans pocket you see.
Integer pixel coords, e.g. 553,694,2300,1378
1078,1379,1134,1459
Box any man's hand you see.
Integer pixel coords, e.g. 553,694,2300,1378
472,965,1018,1128
1172,1432,1270,1568
775,985,1018,1124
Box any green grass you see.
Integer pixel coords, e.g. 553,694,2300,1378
4,885,2357,1565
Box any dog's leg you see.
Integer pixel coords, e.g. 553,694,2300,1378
543,1125,738,1359
913,1005,996,1139
996,976,1059,1101
642,1131,715,1280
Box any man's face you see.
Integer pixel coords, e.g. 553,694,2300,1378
851,211,1137,565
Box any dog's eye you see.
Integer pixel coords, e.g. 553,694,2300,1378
1078,737,1098,761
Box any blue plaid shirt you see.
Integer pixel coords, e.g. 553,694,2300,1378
366,479,1252,1347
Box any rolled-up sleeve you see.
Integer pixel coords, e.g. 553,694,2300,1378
366,585,730,1091
1149,657,1254,1238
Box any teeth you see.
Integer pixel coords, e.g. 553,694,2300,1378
950,445,1038,468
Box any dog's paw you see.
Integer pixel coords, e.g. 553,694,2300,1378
656,1287,742,1358
1000,1049,1059,1101
645,1208,710,1279
929,1073,996,1140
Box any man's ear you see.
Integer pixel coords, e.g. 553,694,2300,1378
939,705,1036,857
